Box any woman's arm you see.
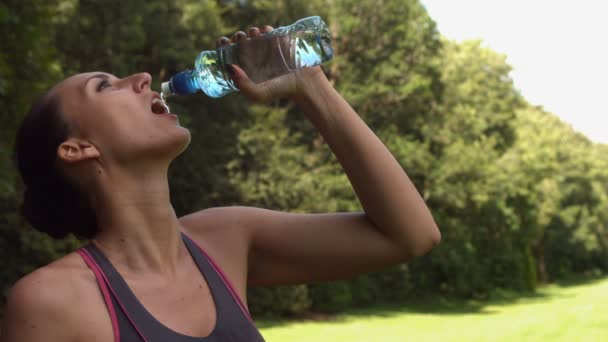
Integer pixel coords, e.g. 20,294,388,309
222,64,440,286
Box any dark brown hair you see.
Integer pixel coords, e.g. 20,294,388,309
14,92,97,239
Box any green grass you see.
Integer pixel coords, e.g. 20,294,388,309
257,276,608,341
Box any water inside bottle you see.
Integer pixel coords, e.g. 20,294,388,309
227,35,295,84
226,30,330,84
184,19,333,98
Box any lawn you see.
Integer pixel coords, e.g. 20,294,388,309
257,276,608,341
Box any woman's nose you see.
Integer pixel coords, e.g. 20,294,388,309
126,72,152,93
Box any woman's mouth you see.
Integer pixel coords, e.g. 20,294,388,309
151,98,170,114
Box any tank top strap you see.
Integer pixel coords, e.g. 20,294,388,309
77,247,145,342
180,232,253,321
179,232,265,341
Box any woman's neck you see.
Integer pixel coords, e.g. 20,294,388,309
89,166,186,277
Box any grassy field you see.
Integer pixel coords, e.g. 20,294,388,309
257,276,608,341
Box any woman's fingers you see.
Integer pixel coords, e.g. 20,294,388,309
228,64,296,103
260,25,274,34
215,36,230,48
218,25,272,47
231,31,247,43
221,23,289,103
226,64,265,101
227,64,271,102
248,27,261,38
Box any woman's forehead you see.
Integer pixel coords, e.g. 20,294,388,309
49,72,107,121
54,72,111,92
51,72,113,106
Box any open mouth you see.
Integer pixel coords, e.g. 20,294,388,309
151,98,170,114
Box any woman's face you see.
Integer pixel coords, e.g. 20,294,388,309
52,72,191,167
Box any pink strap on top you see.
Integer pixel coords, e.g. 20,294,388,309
183,233,254,323
77,248,121,342
78,248,149,342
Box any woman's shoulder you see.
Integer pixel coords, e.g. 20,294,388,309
179,206,244,227
179,205,271,234
8,250,96,309
31,249,94,283
179,206,253,243
2,250,100,340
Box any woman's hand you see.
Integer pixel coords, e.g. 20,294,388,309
216,25,329,103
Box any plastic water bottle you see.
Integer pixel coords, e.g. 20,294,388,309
161,16,333,98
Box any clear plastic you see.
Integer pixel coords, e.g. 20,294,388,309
162,16,333,98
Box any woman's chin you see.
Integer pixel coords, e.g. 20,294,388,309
172,128,192,156
156,127,191,159
115,128,192,165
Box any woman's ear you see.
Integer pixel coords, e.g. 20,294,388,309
57,138,100,163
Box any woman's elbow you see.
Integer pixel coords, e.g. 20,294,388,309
410,224,441,257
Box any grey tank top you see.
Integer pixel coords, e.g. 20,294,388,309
77,232,265,342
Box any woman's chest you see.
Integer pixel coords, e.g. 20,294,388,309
131,273,217,337
75,270,217,341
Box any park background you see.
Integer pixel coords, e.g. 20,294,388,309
1,0,607,340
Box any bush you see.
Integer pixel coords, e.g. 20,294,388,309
248,285,310,317
309,281,353,313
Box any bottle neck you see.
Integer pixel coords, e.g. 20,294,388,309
167,70,199,96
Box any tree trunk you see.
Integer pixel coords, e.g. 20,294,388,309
535,234,549,284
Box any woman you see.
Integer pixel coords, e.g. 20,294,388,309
2,25,440,341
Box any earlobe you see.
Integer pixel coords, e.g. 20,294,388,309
57,138,100,163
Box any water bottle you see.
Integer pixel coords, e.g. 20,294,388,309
161,16,333,98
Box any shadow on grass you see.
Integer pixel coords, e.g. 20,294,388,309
255,274,608,330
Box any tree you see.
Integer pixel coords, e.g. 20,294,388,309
0,0,77,318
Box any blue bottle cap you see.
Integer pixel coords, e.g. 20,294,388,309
171,70,198,95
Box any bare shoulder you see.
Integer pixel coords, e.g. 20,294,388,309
179,206,250,230
179,206,257,244
7,252,90,311
178,206,272,258
2,252,98,341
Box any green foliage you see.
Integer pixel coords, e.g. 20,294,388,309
334,0,443,139
351,264,414,305
0,0,72,318
436,40,522,151
309,281,352,313
248,285,311,317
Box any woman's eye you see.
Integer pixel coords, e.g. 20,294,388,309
97,80,111,91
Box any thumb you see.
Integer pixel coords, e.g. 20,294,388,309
227,64,294,103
